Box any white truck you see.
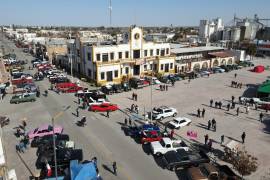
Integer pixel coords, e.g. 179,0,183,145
150,137,189,156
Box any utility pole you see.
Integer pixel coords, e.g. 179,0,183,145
69,31,73,82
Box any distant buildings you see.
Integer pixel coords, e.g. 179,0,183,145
199,18,224,43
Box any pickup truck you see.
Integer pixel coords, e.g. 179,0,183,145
150,138,189,156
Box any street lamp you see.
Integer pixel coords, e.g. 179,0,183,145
51,105,70,179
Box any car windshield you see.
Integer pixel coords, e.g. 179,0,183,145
173,119,180,124
155,108,163,113
160,139,166,147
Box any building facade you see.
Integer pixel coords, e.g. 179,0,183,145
79,27,175,86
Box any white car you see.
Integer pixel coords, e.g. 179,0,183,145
213,67,225,73
168,117,191,129
152,106,178,120
152,77,161,84
88,98,110,106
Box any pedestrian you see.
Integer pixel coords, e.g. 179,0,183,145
221,135,224,144
207,120,211,130
131,104,134,112
219,101,222,109
78,97,81,104
22,120,27,132
112,161,117,175
135,105,139,114
135,93,137,101
188,78,191,83
210,99,213,107
212,118,216,131
231,102,235,109
172,80,175,87
215,102,218,108
232,96,235,103
255,103,258,110
234,73,237,78
197,108,201,118
160,84,162,91
36,90,40,97
239,96,242,104
204,134,209,145
76,107,79,117
165,85,168,91
245,106,249,114
132,92,135,100
124,117,128,125
260,112,264,122
170,129,175,139
227,103,231,111
106,110,110,118
202,108,205,118
129,117,132,126
241,132,246,144
236,107,240,116
208,139,213,150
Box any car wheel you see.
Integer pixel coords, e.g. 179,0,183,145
177,126,180,130
187,122,191,126
160,116,164,120
173,113,177,117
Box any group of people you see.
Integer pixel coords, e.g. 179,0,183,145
159,84,169,91
197,108,206,118
15,120,30,153
231,81,243,89
208,119,216,131
130,104,139,114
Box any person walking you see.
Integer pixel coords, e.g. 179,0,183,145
232,96,235,103
197,108,201,118
221,135,225,144
234,73,237,78
241,132,246,144
245,106,249,114
106,110,110,118
135,93,138,101
170,129,175,139
76,107,79,117
227,103,231,111
78,97,81,104
236,107,240,116
208,139,213,151
22,120,27,132
129,117,132,126
212,118,216,131
124,117,128,125
202,108,205,118
204,134,209,145
260,112,264,122
210,99,213,107
207,120,211,130
219,101,222,109
112,161,117,175
165,85,168,91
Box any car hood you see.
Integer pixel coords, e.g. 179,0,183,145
150,141,163,149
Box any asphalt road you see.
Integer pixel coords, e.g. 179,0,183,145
0,34,178,180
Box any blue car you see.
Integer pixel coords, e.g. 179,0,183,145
128,124,160,137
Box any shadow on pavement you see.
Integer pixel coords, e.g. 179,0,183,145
195,123,209,131
262,114,270,134
102,164,114,174
141,144,151,155
242,84,259,97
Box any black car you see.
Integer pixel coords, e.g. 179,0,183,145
129,78,146,89
101,85,114,94
220,65,230,72
162,149,210,171
36,139,72,156
121,82,131,91
112,84,123,93
50,77,70,84
31,134,69,147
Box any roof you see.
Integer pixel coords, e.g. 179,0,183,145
171,46,224,54
70,160,98,180
257,82,270,94
208,51,235,58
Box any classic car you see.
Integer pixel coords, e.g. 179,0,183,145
27,124,63,139
89,103,118,112
141,130,163,144
10,93,36,104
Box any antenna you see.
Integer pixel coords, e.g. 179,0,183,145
109,0,112,26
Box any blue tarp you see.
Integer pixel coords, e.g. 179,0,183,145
70,160,98,180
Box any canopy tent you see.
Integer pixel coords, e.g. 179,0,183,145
257,82,270,94
70,160,98,180
253,65,264,73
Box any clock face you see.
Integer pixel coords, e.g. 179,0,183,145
134,33,140,40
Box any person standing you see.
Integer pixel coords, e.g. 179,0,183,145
260,112,264,122
227,103,231,111
207,120,211,130
204,134,209,145
112,161,117,175
106,110,110,118
197,108,201,118
22,120,27,132
135,93,138,101
78,97,81,104
232,96,235,103
202,108,205,118
219,101,222,109
212,118,216,131
129,117,132,126
76,107,79,117
221,135,224,144
208,139,213,150
241,132,246,144
170,129,175,139
234,73,237,78
132,92,135,100
236,107,240,116
210,99,213,107
124,117,128,125
246,106,249,114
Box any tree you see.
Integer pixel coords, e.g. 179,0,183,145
230,150,258,179
246,44,257,60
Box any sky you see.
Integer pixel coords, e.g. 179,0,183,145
0,0,270,27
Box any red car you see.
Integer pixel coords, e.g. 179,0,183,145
89,103,118,112
12,76,33,85
141,130,163,144
259,104,270,110
56,83,83,93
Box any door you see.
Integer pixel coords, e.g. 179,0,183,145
133,65,140,75
106,71,113,82
165,64,169,72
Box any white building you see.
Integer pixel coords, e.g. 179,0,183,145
199,18,224,42
75,26,174,86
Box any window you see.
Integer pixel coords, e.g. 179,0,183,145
144,64,147,71
88,69,92,77
87,52,91,61
96,54,100,61
125,67,129,74
118,52,122,59
156,49,160,56
77,49,80,57
170,63,173,69
102,53,109,62
100,72,105,80
114,70,118,78
133,50,140,59
161,49,165,56
150,64,153,70
110,52,114,60
125,51,129,59
161,64,164,70
144,50,148,57
166,48,169,54
150,49,153,56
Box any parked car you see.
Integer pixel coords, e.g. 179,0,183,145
161,149,210,171
168,117,192,129
199,70,211,77
10,93,36,104
129,77,150,89
150,138,189,156
88,98,110,106
141,130,163,144
112,84,124,93
220,65,231,72
145,76,161,85
258,104,270,110
89,103,118,112
37,140,75,156
31,134,69,147
56,83,83,93
159,76,171,84
128,124,160,138
121,81,132,91
152,106,178,120
212,67,225,73
11,76,33,85
27,124,63,139
167,74,182,82
101,85,114,95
